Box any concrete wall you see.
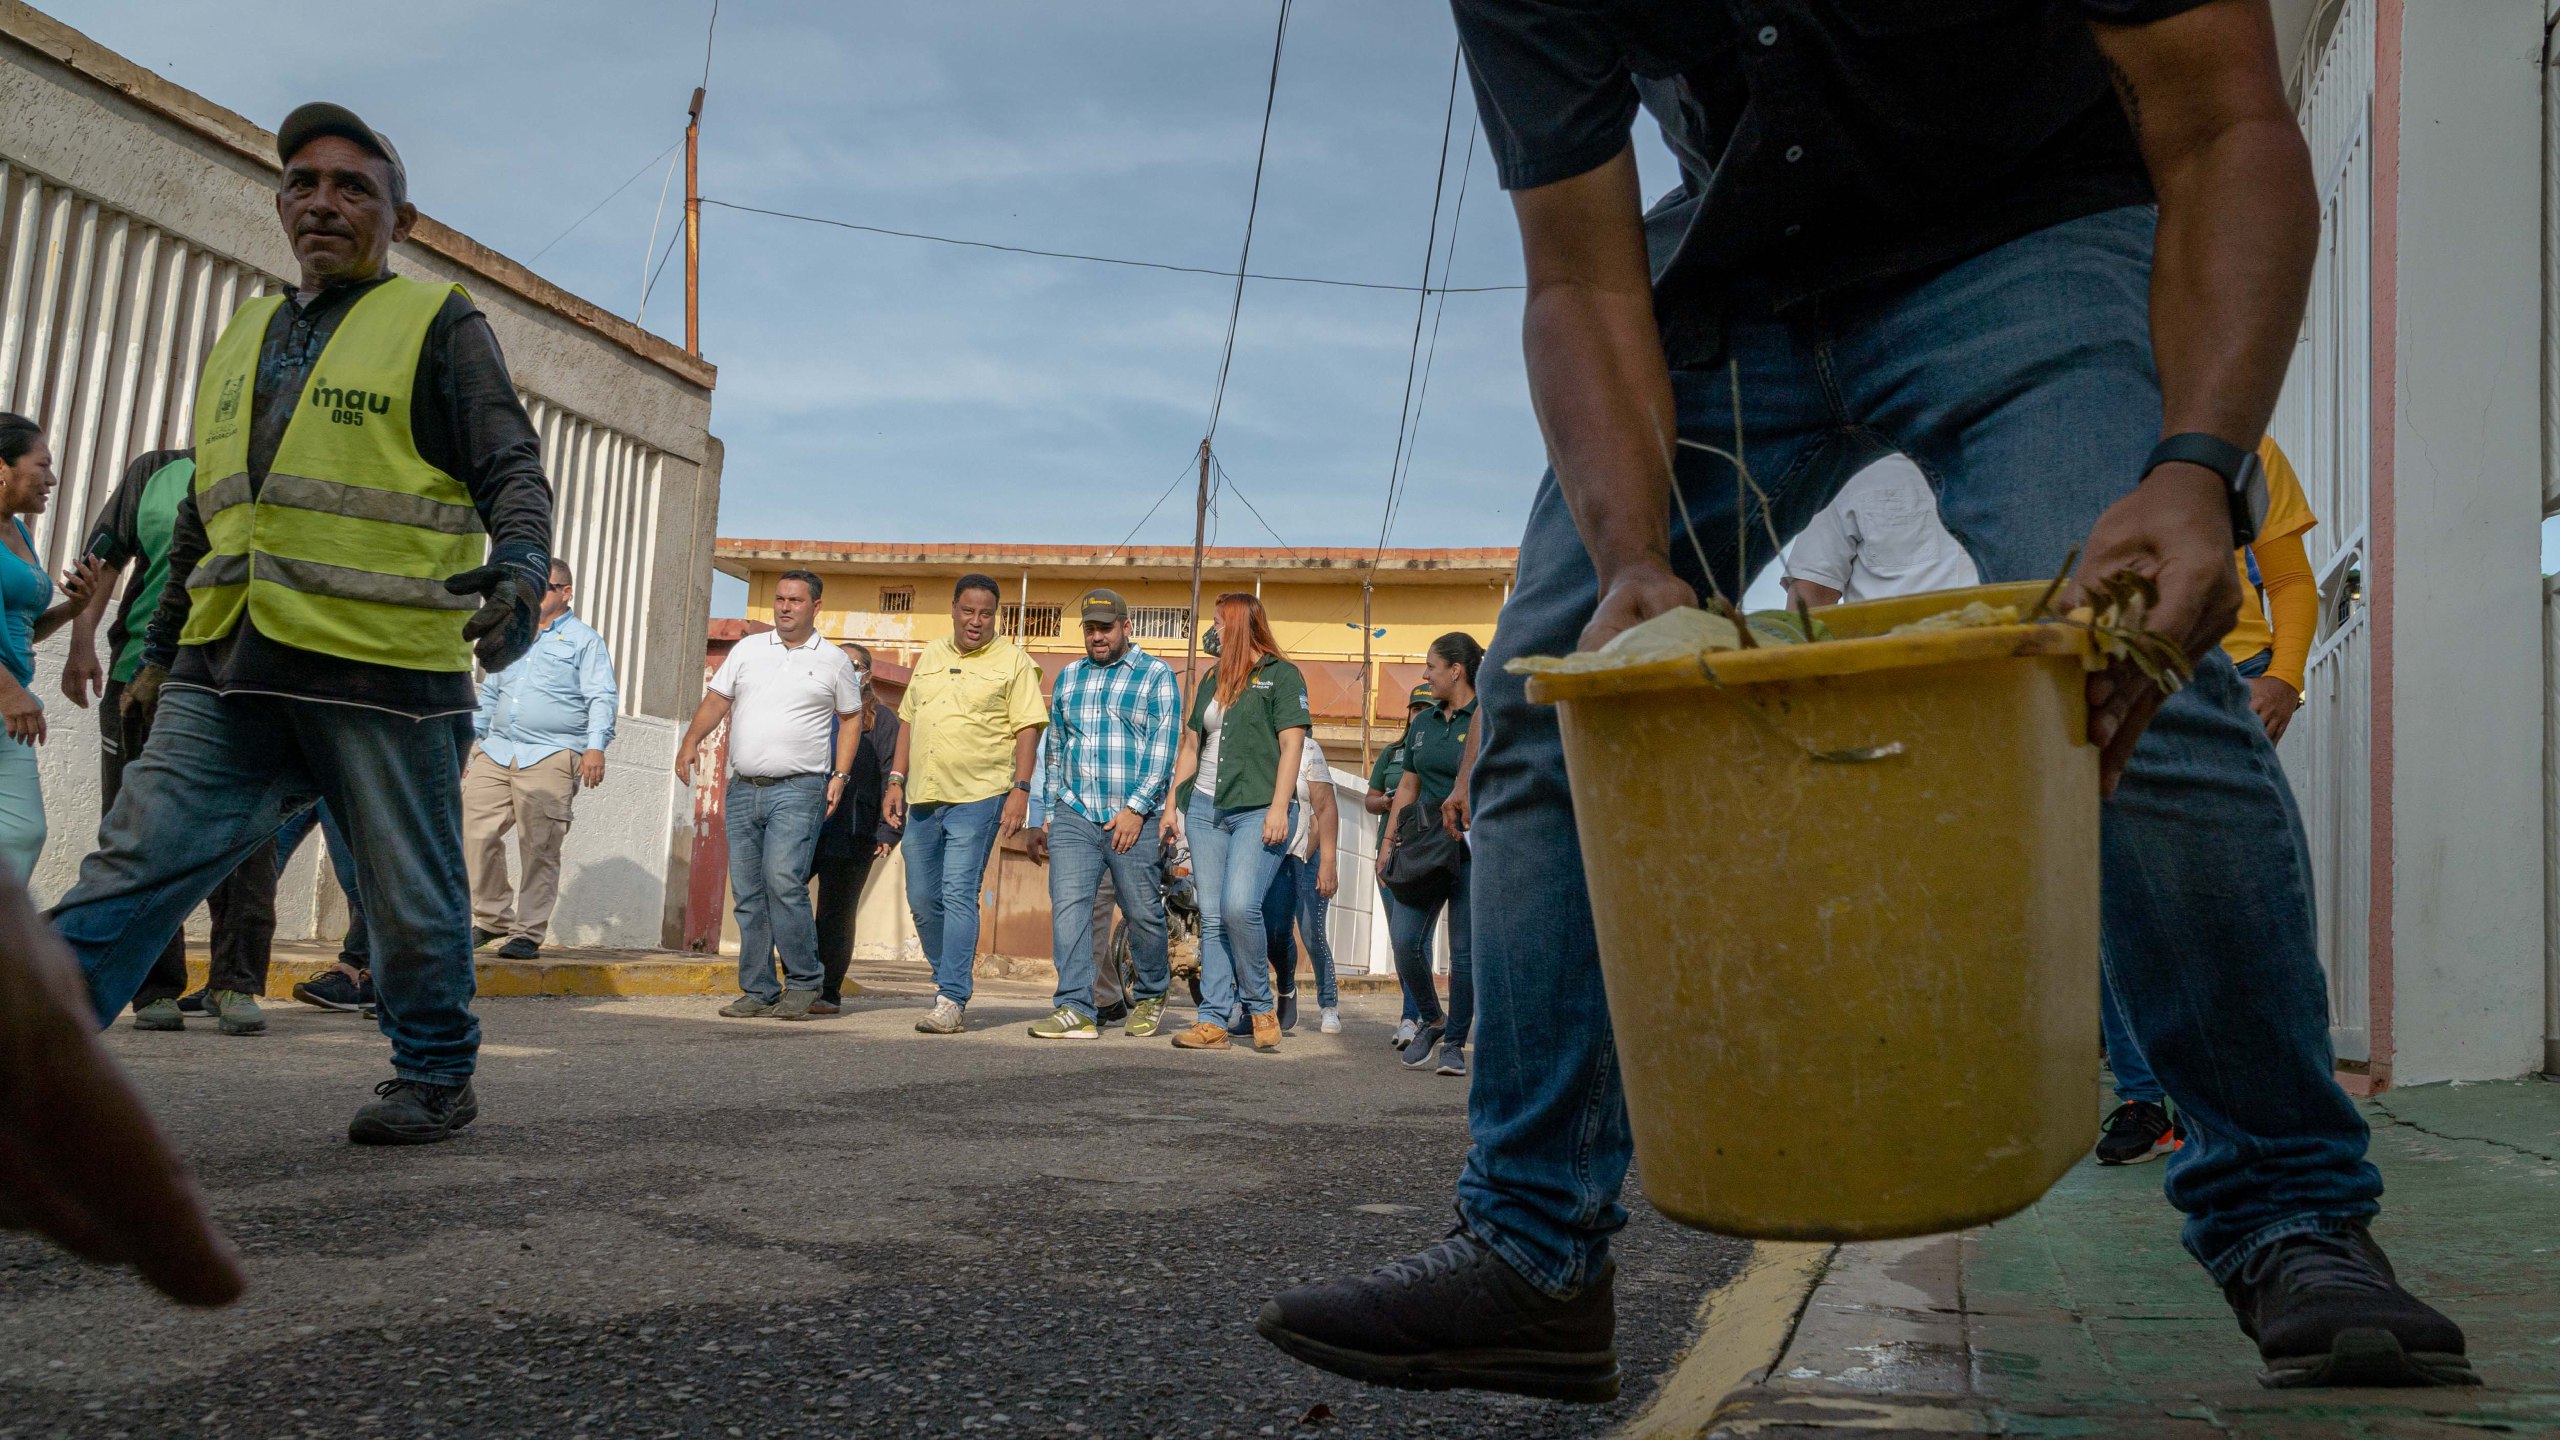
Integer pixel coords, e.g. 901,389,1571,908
2383,0,2547,1081
0,5,719,943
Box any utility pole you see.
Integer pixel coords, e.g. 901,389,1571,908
1182,438,1213,714
684,86,705,358
1360,571,1375,772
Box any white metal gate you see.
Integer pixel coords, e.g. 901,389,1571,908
2272,0,2376,1064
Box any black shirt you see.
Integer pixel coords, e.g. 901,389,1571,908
814,702,904,862
1452,0,2210,358
146,272,554,717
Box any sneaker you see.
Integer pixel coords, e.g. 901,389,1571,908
292,966,372,1013
132,998,185,1031
1227,1014,1254,1038
349,1078,479,1146
1259,1231,1619,1403
1390,1018,1418,1050
1277,988,1299,1034
1096,998,1131,1026
1029,1004,1101,1040
1401,1022,1447,1069
914,998,966,1034
2095,1100,2177,1165
470,926,502,950
1320,1006,1342,1035
808,998,842,1016
1124,995,1167,1039
207,989,266,1037
1434,1042,1467,1077
719,995,777,1018
495,936,541,961
1170,1020,1231,1050
774,988,821,1021
1251,1011,1281,1051
177,987,211,1016
2222,1225,2477,1387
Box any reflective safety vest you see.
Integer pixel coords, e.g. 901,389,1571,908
183,276,486,671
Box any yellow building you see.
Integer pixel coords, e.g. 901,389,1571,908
712,539,1516,762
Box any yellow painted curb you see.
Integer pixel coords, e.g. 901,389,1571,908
183,953,807,999
1615,1240,1833,1440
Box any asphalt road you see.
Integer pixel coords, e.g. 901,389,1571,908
0,970,1744,1439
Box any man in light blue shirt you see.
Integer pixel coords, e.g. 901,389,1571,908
464,559,618,959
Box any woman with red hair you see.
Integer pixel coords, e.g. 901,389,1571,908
1164,593,1311,1051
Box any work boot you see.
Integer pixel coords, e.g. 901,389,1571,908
348,1078,479,1146
914,997,966,1034
1251,1011,1281,1051
1401,1022,1446,1069
1029,1004,1100,1040
2223,1224,2478,1388
496,937,540,960
2095,1100,2178,1165
132,998,184,1032
719,995,776,1018
1170,1020,1230,1050
1123,995,1167,1039
773,988,820,1021
207,989,266,1036
1259,1230,1619,1403
292,965,372,1013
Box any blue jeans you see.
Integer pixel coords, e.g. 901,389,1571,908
275,799,371,967
2102,648,2276,1107
1382,882,1429,1025
0,732,44,882
1388,860,1473,1047
56,687,479,1083
1266,854,1341,1010
1462,206,2377,1297
1188,794,1292,1029
903,794,1006,1004
726,774,829,1002
1047,805,1171,1019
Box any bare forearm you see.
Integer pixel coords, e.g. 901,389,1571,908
677,693,730,756
1011,727,1040,784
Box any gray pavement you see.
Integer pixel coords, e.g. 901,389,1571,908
0,967,1743,1438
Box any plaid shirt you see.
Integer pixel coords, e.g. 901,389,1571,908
1044,642,1182,823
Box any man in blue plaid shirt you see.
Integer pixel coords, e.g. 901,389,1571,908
1024,588,1183,1040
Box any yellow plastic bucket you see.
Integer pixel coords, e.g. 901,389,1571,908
1523,582,2099,1241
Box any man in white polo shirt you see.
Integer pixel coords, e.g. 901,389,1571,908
675,569,865,1020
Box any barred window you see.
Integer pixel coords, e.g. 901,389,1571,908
879,586,914,613
1128,605,1192,640
1003,603,1062,638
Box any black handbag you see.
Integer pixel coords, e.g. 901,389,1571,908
1380,798,1466,907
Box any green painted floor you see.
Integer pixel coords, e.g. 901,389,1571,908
1960,1079,2560,1437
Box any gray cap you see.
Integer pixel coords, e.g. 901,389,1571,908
277,102,407,200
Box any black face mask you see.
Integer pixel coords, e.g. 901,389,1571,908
1202,625,1222,658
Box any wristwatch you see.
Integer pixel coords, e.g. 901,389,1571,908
2142,433,2267,548
1012,779,1032,793
828,770,848,781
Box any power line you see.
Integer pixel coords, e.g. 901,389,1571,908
1109,451,1210,554
527,138,681,264
697,199,1522,295
1371,44,1465,565
700,0,722,88
638,142,683,320
1203,0,1294,446
1214,455,1299,558
639,223,683,320
1381,121,1478,553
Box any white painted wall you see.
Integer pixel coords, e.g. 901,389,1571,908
2385,0,2548,1082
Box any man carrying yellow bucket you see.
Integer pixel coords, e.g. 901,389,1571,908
1259,0,2469,1400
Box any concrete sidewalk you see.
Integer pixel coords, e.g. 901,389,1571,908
1632,1080,2560,1438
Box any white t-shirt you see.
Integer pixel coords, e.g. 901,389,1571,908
707,630,865,779
1198,697,1225,799
1285,736,1330,861
1785,455,1979,603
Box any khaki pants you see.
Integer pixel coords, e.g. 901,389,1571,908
463,746,579,943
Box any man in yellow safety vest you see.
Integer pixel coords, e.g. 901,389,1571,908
49,102,552,1146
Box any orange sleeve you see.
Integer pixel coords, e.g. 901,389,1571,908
2252,530,2318,692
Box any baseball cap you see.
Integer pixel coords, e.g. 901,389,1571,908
1407,683,1435,710
1077,587,1128,625
277,102,408,200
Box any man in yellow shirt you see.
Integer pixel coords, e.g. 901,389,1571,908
884,573,1047,1033
2097,436,2319,1166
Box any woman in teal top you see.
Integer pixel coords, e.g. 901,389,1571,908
1164,592,1310,1052
0,415,109,880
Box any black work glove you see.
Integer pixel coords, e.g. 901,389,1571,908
444,544,549,672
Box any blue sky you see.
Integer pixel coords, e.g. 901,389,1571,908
45,1,1695,613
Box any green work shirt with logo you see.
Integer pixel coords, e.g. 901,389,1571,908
1180,654,1312,812
1401,697,1476,809
1369,734,1408,845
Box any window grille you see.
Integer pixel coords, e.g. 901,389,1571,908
1002,603,1061,638
1128,605,1192,640
879,586,914,613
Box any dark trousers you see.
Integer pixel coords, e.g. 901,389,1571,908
104,679,277,1008
814,848,878,1004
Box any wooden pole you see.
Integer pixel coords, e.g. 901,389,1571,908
1360,571,1374,772
1182,438,1212,714
684,86,704,358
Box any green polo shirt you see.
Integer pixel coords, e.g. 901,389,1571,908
1369,734,1409,845
1179,654,1311,811
1402,697,1476,808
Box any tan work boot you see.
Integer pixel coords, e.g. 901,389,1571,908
1170,1020,1231,1050
1251,1011,1281,1051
